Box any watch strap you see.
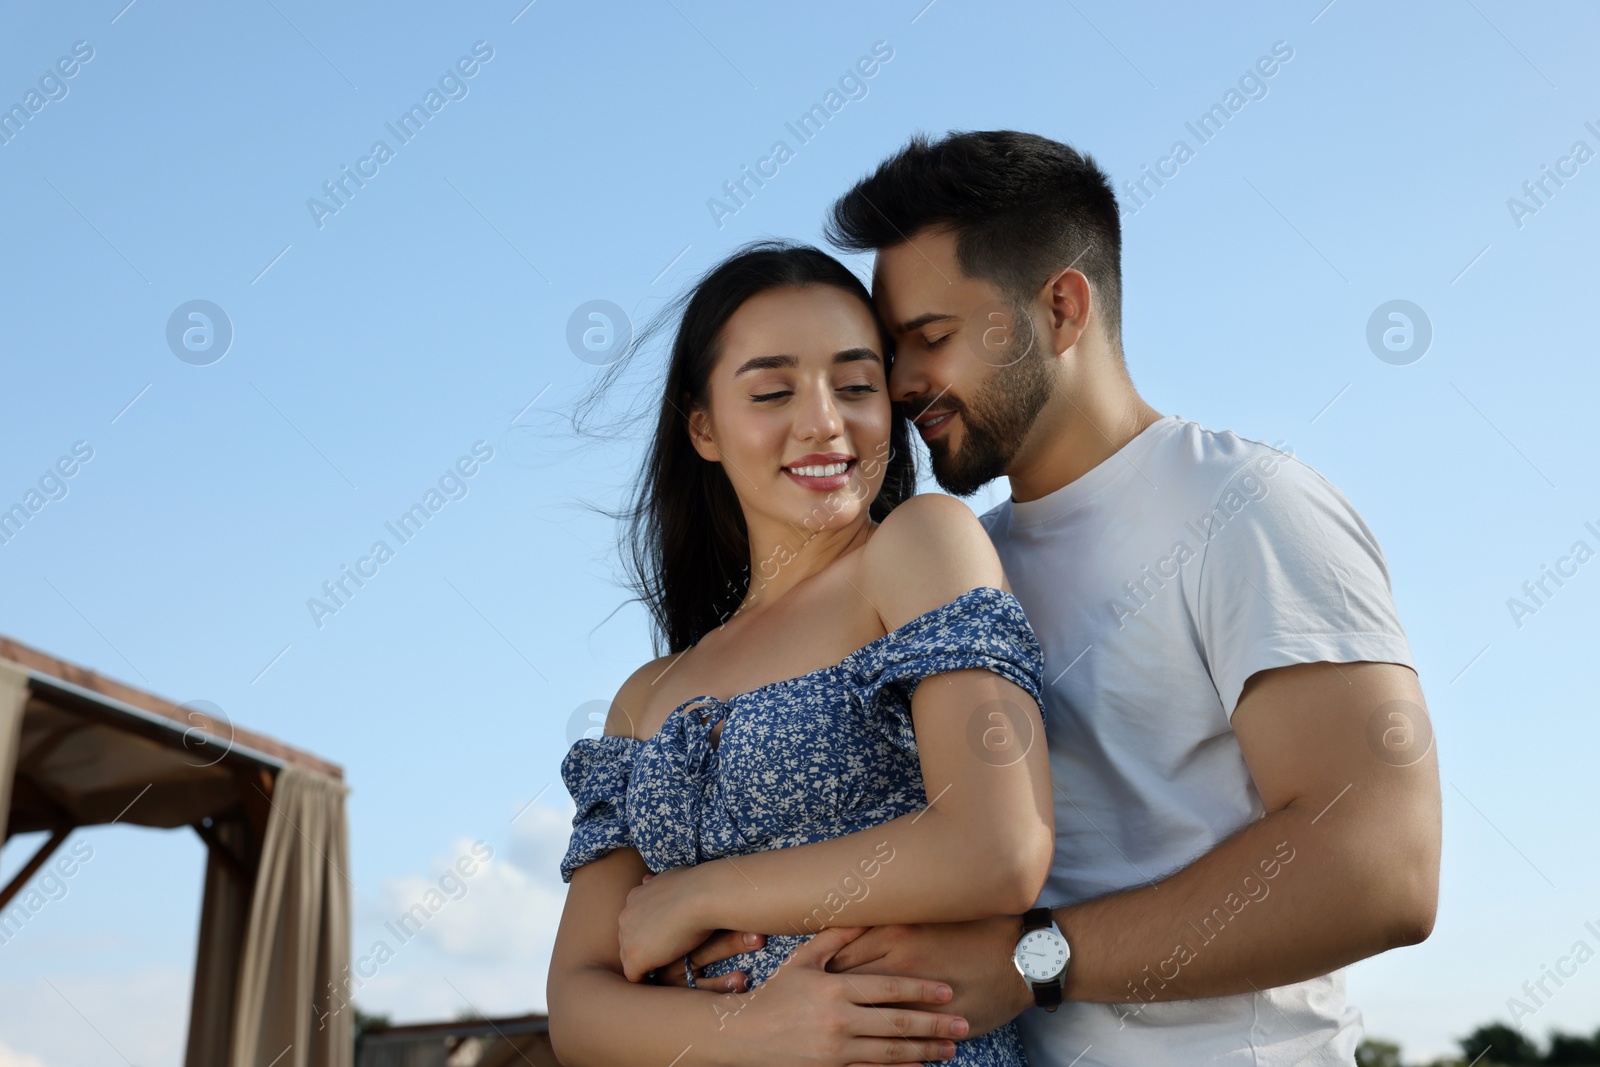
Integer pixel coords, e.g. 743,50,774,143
1018,907,1066,1012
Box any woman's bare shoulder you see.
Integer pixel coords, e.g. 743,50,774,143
605,654,679,739
862,494,1008,630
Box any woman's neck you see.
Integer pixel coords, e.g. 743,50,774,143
735,512,874,621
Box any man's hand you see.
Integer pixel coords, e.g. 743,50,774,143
827,917,1033,1038
661,919,1032,1040
661,926,973,1064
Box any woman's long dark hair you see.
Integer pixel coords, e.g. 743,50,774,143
584,241,917,655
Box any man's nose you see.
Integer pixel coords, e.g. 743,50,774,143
888,349,928,404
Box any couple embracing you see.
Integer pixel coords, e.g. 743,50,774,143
547,130,1441,1067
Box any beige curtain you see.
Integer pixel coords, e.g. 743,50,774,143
0,661,27,842
233,764,352,1067
185,816,253,1065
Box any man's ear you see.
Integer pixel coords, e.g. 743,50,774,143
686,397,718,461
1039,267,1093,357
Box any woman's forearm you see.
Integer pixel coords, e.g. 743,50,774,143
688,669,1055,935
691,801,1052,936
549,962,750,1067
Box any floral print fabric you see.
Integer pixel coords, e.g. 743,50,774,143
559,585,1046,1065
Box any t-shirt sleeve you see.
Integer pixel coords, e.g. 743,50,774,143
1194,452,1415,718
558,734,639,882
849,585,1046,754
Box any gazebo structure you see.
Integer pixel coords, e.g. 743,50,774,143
0,635,352,1067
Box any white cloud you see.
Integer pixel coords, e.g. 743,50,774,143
0,1038,50,1067
351,801,577,1021
372,804,571,961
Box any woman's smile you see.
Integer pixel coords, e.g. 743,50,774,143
781,452,857,491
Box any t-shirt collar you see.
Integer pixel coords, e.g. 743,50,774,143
1003,413,1179,529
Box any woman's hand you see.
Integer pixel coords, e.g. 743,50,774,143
617,867,714,982
651,928,768,993
718,926,969,1064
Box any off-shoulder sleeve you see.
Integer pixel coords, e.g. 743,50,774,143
848,585,1046,754
558,734,640,882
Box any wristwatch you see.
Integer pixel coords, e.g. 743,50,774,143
1011,907,1070,1011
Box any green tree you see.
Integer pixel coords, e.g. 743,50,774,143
352,1005,391,1046
1461,1022,1541,1065
1544,1029,1600,1065
1357,1037,1404,1067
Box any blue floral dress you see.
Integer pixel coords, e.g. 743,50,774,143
560,585,1045,1066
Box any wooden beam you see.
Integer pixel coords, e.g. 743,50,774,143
4,771,77,842
0,636,342,780
191,818,255,884
239,765,275,846
0,826,72,911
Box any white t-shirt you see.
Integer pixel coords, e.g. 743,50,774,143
983,415,1414,1067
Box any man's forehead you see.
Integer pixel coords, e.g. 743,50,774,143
873,227,957,280
869,232,979,331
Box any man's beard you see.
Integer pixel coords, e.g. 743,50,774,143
920,308,1054,497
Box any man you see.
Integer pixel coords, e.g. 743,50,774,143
670,130,1441,1066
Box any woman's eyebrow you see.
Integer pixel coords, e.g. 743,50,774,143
732,354,798,376
733,348,881,375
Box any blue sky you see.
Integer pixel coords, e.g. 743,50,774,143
1,1,1596,1064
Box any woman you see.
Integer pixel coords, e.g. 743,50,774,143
547,241,1053,1065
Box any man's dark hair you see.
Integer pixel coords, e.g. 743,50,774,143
827,130,1124,347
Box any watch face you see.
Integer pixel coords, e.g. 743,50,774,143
1014,928,1068,982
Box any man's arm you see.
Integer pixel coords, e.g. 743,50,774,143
1055,659,1439,1002
822,658,1440,1031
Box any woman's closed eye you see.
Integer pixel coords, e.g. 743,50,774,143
750,382,879,403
